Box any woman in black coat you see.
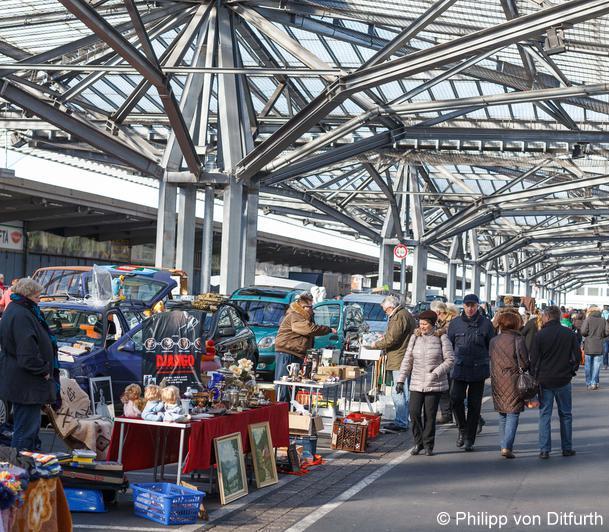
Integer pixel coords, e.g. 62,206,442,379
0,278,57,450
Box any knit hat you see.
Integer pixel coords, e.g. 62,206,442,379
418,310,438,325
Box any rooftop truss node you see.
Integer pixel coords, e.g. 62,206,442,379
2,0,609,293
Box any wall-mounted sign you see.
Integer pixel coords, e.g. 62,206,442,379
0,225,24,251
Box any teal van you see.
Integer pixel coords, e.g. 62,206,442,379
230,286,305,381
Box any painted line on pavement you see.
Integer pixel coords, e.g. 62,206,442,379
286,395,492,532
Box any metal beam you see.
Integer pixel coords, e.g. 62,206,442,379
236,0,609,180
0,82,163,178
57,0,201,176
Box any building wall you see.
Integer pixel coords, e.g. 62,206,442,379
566,285,609,309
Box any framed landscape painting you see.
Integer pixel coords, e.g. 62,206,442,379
248,422,278,488
214,432,248,505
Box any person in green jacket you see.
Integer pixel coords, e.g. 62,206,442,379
371,295,416,431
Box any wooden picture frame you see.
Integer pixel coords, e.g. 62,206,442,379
213,432,248,505
248,422,278,488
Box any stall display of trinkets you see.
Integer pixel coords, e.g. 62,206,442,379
0,463,28,532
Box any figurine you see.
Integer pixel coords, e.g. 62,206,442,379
121,383,145,418
161,385,190,422
142,384,164,421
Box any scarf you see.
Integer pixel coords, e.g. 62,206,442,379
10,294,61,403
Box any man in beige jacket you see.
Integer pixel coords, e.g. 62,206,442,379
371,295,416,431
274,293,334,402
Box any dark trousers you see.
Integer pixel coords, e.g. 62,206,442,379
12,403,42,451
438,377,453,421
409,391,441,449
450,379,485,444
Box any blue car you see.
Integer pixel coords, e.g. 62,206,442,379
43,276,258,405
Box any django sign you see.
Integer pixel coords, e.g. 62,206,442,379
142,310,204,392
0,224,24,251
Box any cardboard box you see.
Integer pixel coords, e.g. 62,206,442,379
359,347,383,361
316,366,344,379
344,367,364,380
289,413,324,434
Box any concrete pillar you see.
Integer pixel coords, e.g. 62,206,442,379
155,180,177,269
200,186,214,294
495,273,501,303
241,183,259,287
378,242,394,289
412,245,428,303
219,180,243,295
176,186,196,293
447,262,457,303
485,271,493,303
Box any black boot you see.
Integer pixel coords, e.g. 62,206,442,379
456,431,465,448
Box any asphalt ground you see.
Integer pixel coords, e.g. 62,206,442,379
43,370,608,531
304,371,609,532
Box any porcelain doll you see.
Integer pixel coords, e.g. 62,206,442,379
142,384,165,421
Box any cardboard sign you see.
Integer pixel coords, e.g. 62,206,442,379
0,224,24,251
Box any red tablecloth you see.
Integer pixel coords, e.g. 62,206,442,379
107,403,289,474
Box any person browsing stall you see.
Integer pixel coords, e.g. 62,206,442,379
0,278,59,450
370,295,416,432
274,292,335,402
395,310,454,455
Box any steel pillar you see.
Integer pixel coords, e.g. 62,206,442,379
447,263,457,303
485,271,493,303
155,180,177,268
495,273,501,303
461,262,467,296
220,180,243,295
176,186,196,292
242,183,259,287
412,245,428,304
378,243,394,289
200,186,214,294
505,272,513,294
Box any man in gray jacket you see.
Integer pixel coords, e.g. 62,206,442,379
371,295,416,431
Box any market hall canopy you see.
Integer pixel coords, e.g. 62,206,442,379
2,0,609,294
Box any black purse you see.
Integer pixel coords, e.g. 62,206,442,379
514,337,537,400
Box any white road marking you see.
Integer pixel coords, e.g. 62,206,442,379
286,395,492,532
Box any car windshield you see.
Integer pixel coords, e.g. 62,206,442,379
232,301,288,327
353,302,387,322
42,308,105,348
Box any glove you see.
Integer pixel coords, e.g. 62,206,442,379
395,382,405,394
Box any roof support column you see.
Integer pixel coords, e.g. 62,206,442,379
155,180,177,269
200,186,214,294
446,237,460,303
409,167,427,304
485,271,493,303
378,243,394,289
241,182,259,287
469,229,481,296
176,186,196,292
217,5,252,294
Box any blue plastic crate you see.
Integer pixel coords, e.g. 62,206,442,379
132,482,205,526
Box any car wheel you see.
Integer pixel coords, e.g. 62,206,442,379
0,399,8,425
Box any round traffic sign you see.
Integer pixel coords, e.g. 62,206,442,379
393,243,408,260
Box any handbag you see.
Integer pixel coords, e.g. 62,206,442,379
514,337,538,400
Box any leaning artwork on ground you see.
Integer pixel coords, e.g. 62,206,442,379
214,433,248,505
248,422,278,488
89,376,115,420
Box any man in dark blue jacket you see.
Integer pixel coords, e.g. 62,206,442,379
530,305,579,459
448,294,495,451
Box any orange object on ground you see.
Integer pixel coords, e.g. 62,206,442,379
346,412,382,439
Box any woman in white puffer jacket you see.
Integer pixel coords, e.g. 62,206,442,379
396,310,454,456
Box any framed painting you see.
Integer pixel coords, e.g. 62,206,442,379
248,422,278,488
89,376,115,419
214,432,248,505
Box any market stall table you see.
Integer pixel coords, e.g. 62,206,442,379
107,403,289,479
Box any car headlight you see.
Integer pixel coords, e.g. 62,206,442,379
257,336,275,349
257,362,267,369
59,368,70,379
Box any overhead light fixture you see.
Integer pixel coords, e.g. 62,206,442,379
544,26,566,55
